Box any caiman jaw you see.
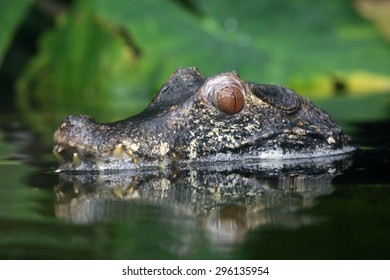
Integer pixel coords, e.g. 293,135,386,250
53,141,144,171
53,115,143,171
53,144,89,168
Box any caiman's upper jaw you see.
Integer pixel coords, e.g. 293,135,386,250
53,115,95,166
52,114,131,171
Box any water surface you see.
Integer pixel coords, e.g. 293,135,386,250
0,114,389,259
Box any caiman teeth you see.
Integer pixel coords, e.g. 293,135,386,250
56,145,64,152
72,152,82,167
113,143,124,157
96,160,105,170
53,149,64,162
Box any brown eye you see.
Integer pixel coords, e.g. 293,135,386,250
217,86,245,114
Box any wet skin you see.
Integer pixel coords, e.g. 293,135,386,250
53,67,354,171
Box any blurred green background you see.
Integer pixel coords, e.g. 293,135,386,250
1,0,389,138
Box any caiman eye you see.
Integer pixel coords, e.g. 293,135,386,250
217,86,245,114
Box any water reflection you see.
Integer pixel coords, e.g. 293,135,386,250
54,156,352,253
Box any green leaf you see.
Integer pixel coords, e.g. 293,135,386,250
0,0,31,65
17,0,158,134
93,0,390,93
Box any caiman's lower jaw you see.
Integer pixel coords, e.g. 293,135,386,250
52,142,147,172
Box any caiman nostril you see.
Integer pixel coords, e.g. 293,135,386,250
64,115,95,127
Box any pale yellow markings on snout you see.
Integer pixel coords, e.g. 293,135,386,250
189,139,198,159
212,127,220,135
130,143,140,151
244,123,256,133
159,142,170,156
148,141,170,159
122,140,140,156
225,135,236,143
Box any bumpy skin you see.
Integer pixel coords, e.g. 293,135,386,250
53,67,354,171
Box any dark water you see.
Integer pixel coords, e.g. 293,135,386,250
0,116,390,260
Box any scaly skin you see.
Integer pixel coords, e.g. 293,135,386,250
53,67,354,171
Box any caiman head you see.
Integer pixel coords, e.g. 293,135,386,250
53,67,354,171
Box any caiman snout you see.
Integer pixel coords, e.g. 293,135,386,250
54,115,96,147
53,114,144,170
53,115,101,166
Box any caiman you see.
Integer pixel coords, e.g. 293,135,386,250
53,67,354,171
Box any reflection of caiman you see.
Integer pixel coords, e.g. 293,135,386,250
55,156,352,247
53,67,354,171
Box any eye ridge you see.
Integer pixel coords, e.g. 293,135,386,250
217,86,244,114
